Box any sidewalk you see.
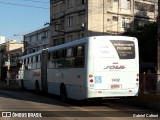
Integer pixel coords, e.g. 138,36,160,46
0,80,19,90
0,80,160,111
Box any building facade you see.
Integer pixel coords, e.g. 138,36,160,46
50,0,158,46
0,40,23,80
24,26,50,54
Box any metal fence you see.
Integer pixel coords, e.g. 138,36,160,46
139,73,158,94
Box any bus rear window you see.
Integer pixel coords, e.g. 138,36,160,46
110,40,135,59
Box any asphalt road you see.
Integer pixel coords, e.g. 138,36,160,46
0,90,159,120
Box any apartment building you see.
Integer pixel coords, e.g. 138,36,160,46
50,0,158,46
0,40,23,80
24,26,50,54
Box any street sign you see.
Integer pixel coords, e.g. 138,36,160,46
5,61,10,66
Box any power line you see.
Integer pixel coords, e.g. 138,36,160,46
0,1,49,9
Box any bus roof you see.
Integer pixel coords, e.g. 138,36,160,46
48,37,87,52
20,36,137,59
20,50,43,59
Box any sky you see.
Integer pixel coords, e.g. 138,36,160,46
0,0,50,42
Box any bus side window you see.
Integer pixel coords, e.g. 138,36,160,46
27,58,30,64
64,48,74,67
24,58,29,70
66,48,73,58
57,50,64,59
31,57,33,63
33,56,35,63
38,55,41,62
74,45,85,68
36,56,38,62
24,59,26,64
57,50,65,68
48,53,50,60
77,45,84,56
48,51,57,68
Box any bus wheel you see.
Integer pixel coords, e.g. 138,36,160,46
35,80,40,94
60,84,67,102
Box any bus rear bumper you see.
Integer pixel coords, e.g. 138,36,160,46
87,88,139,99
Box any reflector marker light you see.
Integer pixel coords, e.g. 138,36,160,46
89,74,93,78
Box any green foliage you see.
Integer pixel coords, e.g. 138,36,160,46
123,22,158,63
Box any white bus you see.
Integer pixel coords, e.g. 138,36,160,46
19,36,139,100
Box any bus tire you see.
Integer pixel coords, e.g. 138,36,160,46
35,80,40,94
60,84,67,102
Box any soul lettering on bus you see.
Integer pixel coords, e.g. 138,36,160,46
104,65,126,69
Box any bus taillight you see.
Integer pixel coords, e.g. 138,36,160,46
136,73,139,81
90,79,94,83
89,74,93,78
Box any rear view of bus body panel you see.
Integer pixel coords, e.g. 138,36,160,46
86,36,139,98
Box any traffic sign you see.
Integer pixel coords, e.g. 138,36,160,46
5,61,10,66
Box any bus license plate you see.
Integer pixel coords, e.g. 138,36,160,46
111,84,120,89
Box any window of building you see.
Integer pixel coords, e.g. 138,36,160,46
121,18,125,28
60,19,65,30
30,35,37,43
82,0,86,4
127,0,131,9
59,2,64,12
38,32,44,40
112,16,118,21
112,0,118,2
67,35,73,42
121,18,130,28
107,19,111,22
67,16,73,27
120,0,130,9
44,31,49,38
67,0,73,8
135,1,155,12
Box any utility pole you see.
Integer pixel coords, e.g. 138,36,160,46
6,40,10,85
157,0,160,92
117,0,119,34
103,0,104,35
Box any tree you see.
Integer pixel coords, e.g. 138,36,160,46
123,22,158,64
